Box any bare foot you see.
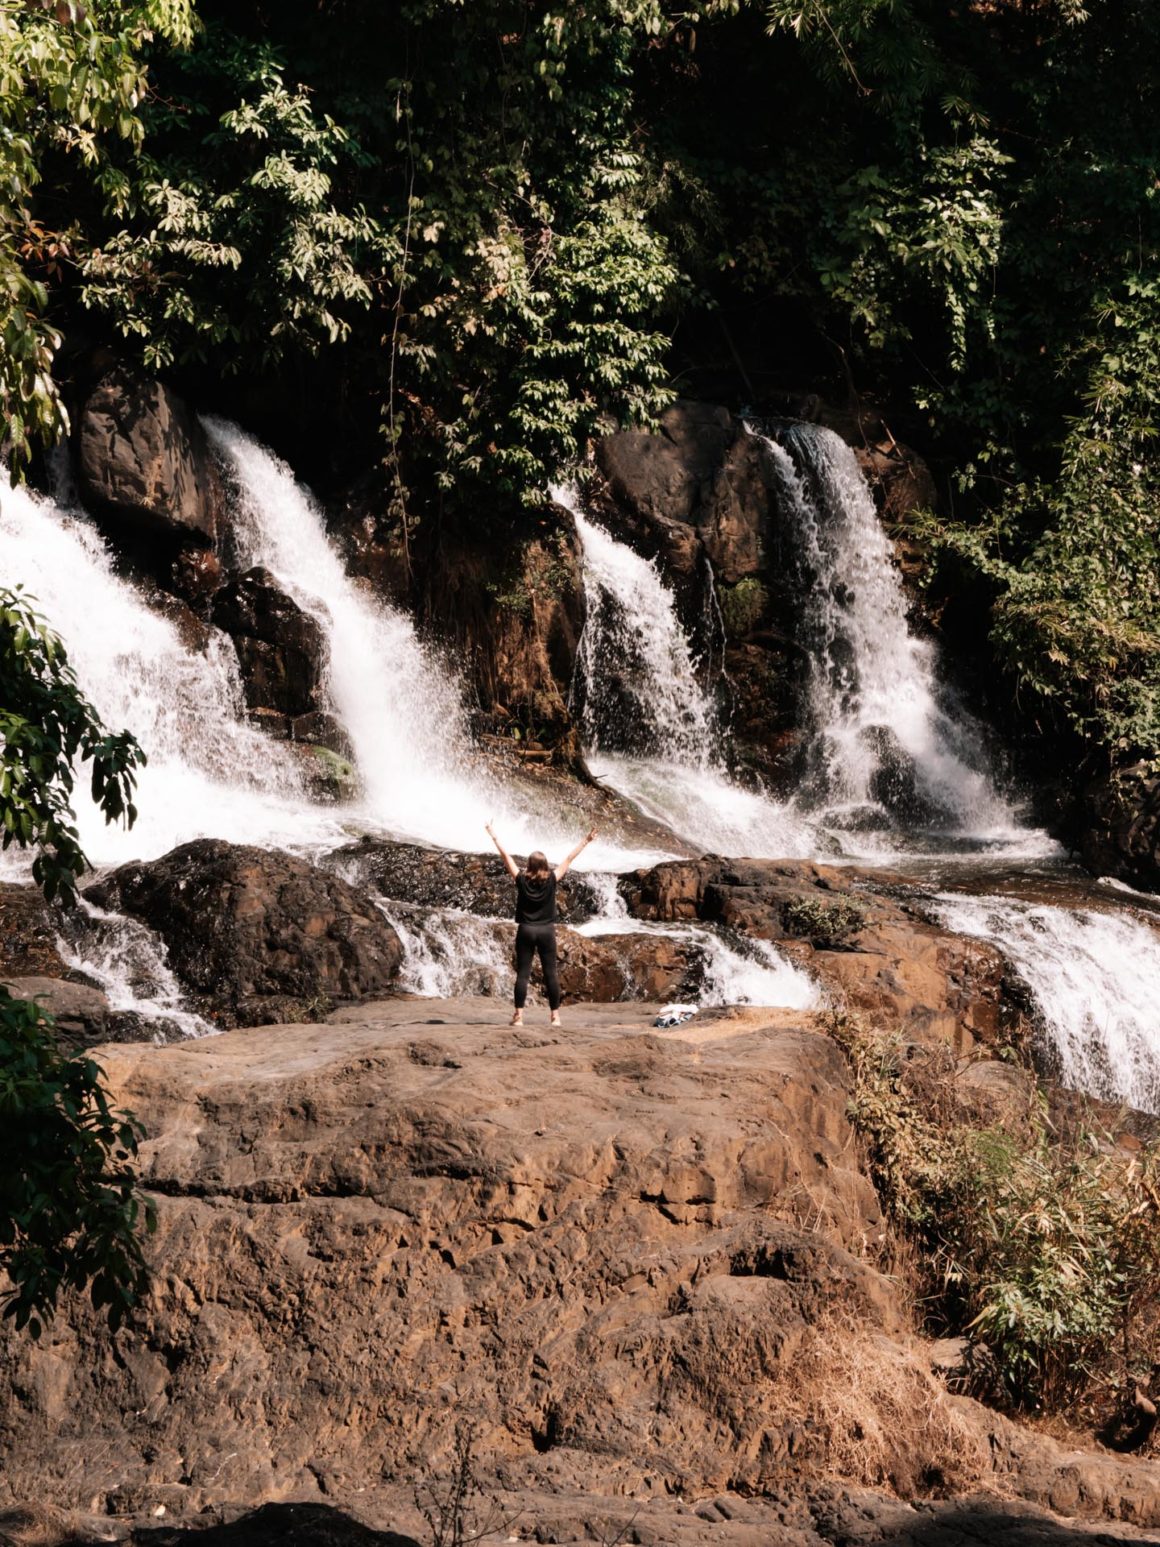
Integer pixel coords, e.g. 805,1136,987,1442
550,1012,561,1028
510,1010,524,1027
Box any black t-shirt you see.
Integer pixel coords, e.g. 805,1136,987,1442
515,870,557,924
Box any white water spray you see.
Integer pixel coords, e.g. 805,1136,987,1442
758,424,1054,857
59,902,214,1041
208,424,667,870
576,876,821,1010
0,471,335,871
566,495,818,858
376,903,513,999
933,893,1160,1113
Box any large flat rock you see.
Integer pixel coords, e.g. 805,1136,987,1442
1,1000,1158,1541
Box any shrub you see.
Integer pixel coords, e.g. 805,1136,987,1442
783,894,866,949
719,578,769,641
832,1017,1160,1418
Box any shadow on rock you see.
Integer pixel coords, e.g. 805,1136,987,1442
128,1506,419,1547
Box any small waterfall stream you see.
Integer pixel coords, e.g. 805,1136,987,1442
934,893,1160,1115
566,496,818,858
759,423,1053,856
0,468,331,869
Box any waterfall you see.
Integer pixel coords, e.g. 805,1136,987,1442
206,423,667,870
757,424,1055,857
565,495,819,858
58,902,214,1041
571,498,715,763
0,470,338,871
375,903,513,999
933,893,1160,1114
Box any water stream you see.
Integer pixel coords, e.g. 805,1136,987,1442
566,494,818,858
933,892,1160,1114
759,424,1054,858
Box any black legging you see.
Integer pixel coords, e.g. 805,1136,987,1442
514,922,561,1011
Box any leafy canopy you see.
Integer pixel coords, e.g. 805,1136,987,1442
5,0,1160,757
0,0,195,460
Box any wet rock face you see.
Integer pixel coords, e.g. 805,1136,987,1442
210,566,326,718
85,839,403,1027
425,508,587,753
1080,762,1160,892
330,837,603,923
0,883,68,979
75,367,222,546
596,400,771,585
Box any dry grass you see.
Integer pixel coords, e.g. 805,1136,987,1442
777,1313,991,1497
0,1505,104,1547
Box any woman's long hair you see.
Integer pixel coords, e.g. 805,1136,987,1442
526,850,551,878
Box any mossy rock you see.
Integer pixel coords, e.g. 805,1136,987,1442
719,577,769,640
297,744,360,804
782,894,866,949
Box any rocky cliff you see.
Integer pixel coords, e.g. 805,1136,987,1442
1,1003,1158,1545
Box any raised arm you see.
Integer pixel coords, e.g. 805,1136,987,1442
485,820,520,879
555,826,598,881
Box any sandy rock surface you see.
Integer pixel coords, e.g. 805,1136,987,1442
1,1000,1159,1546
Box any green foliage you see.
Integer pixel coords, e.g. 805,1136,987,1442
719,577,768,640
782,893,865,948
76,29,384,372
0,0,195,461
0,988,154,1337
5,0,1160,758
834,1019,1160,1413
64,3,682,511
752,0,1160,760
1,586,145,906
0,587,154,1335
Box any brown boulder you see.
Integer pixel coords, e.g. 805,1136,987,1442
555,929,694,1002
486,518,587,745
211,567,327,718
0,1003,890,1515
1,975,111,1047
75,368,221,545
854,440,937,581
0,883,68,978
596,401,772,583
3,1004,1158,1537
85,839,403,1027
623,858,1012,1053
598,401,734,526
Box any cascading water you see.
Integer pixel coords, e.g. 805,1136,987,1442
375,903,513,999
207,423,667,871
58,902,214,1040
755,423,1054,857
566,494,818,858
0,419,1106,1035
0,470,336,871
933,893,1160,1115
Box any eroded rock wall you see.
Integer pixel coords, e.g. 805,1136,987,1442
3,1005,1159,1538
